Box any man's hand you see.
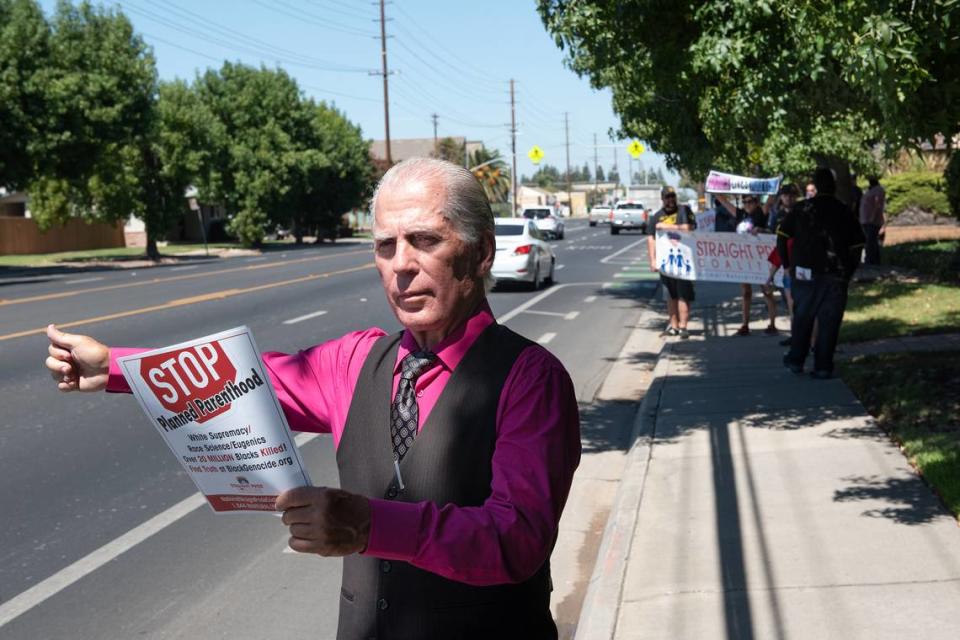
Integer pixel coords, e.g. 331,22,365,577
45,325,110,392
277,487,371,556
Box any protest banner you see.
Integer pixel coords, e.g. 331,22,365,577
655,230,783,286
118,327,311,514
705,170,782,195
695,208,716,232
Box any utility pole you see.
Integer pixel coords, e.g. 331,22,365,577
431,113,439,148
593,132,599,204
510,78,517,214
613,145,620,196
378,0,392,165
564,112,572,211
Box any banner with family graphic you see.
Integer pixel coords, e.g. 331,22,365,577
705,170,782,195
655,230,783,286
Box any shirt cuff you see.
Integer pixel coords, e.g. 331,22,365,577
362,498,423,561
106,347,145,393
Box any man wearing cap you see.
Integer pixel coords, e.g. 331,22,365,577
646,187,697,339
45,157,581,639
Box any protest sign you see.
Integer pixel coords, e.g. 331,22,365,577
655,230,783,286
118,327,311,514
695,208,716,232
705,170,781,195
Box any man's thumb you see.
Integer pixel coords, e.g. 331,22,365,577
47,324,81,349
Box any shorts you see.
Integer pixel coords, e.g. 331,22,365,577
660,274,695,301
782,274,792,291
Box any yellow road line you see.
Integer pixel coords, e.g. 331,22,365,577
0,248,371,307
0,264,375,342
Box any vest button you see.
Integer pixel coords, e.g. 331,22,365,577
380,560,392,573
377,598,389,611
386,486,398,499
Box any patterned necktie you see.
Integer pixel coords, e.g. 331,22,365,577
391,350,436,462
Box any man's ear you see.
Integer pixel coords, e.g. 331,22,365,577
476,230,495,277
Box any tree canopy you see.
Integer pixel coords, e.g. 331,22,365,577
538,0,960,199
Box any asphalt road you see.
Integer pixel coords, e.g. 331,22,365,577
0,220,658,639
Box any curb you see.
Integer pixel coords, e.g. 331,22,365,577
574,338,672,640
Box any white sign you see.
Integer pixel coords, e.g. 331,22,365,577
655,231,782,286
118,327,311,514
695,209,716,232
705,170,782,195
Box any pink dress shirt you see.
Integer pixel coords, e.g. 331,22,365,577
106,302,581,586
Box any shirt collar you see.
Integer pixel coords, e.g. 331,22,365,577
396,300,495,374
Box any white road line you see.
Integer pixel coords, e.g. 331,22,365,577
600,239,646,264
0,432,325,629
282,310,328,325
523,310,568,318
245,257,267,263
537,332,557,345
0,492,207,628
64,277,105,284
169,265,199,272
496,282,604,325
584,296,597,303
556,264,565,270
564,311,580,320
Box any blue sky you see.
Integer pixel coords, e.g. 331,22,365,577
40,0,674,182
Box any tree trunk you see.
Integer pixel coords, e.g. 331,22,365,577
146,233,160,261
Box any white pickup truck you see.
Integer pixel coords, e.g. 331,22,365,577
609,199,650,235
588,204,612,226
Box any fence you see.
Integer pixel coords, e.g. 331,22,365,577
0,217,125,255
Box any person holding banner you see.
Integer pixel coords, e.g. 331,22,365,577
778,168,865,378
45,157,581,639
647,187,696,339
715,194,779,336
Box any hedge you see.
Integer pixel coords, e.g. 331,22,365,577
883,171,950,218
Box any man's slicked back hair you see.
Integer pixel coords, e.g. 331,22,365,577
372,157,494,247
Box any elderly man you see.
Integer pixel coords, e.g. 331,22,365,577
45,157,581,639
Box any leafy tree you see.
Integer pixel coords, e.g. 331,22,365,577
0,0,49,190
25,1,158,239
469,147,510,204
581,161,591,182
286,100,375,243
538,1,960,204
433,137,465,167
596,164,605,181
608,167,620,184
531,163,561,189
194,62,315,245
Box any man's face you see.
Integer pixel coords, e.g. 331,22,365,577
743,197,760,211
805,184,817,199
779,193,796,209
373,178,490,340
662,194,678,212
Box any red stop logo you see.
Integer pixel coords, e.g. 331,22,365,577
140,341,236,423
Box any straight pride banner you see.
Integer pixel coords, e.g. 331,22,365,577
705,170,782,195
655,230,783,286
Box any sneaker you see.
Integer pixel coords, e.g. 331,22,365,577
661,326,679,337
763,324,778,336
679,328,690,340
734,324,750,336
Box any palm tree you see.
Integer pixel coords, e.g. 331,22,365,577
469,148,511,205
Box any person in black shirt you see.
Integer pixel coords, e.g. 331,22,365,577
716,193,779,336
646,188,696,339
777,168,865,378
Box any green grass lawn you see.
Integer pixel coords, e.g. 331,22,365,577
0,242,251,267
842,279,960,343
839,352,960,520
884,239,959,282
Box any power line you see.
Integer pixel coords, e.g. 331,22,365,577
389,21,504,93
251,0,377,38
391,41,505,106
120,1,369,73
303,0,375,23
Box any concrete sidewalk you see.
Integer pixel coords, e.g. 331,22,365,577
578,282,960,640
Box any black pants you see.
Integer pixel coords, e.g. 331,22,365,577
862,223,882,265
787,276,848,373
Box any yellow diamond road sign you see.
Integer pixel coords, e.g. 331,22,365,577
627,140,645,158
527,145,545,164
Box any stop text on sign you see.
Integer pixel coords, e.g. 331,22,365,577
140,341,237,425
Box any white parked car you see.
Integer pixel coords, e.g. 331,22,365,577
521,207,565,239
492,218,556,290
